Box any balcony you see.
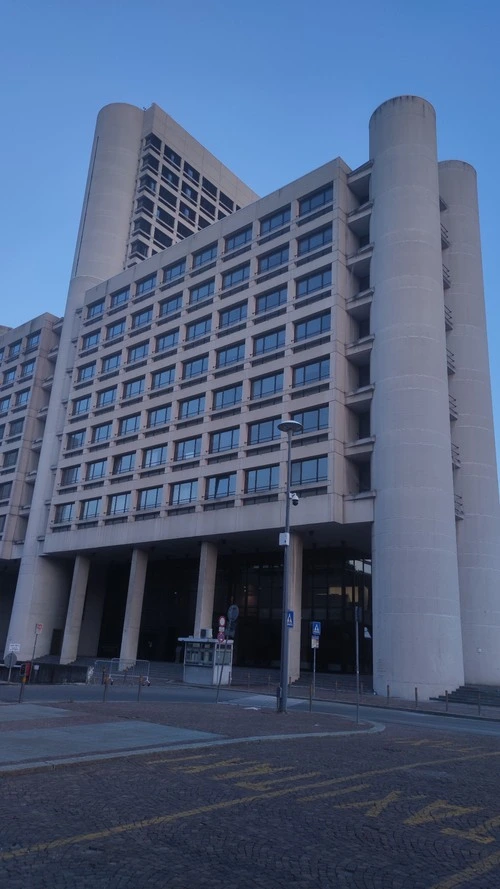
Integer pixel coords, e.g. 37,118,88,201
345,287,373,320
449,394,458,420
451,442,461,469
346,244,373,278
345,334,374,366
343,490,375,524
444,305,453,331
454,493,464,520
443,264,451,289
441,222,450,248
345,384,374,413
347,160,372,201
344,435,375,462
446,348,456,374
347,201,372,238
42,375,54,389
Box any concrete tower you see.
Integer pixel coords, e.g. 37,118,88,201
369,96,464,698
438,161,500,685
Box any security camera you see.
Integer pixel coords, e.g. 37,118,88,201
290,492,299,506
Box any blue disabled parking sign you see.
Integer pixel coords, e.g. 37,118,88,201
312,621,321,637
286,610,294,628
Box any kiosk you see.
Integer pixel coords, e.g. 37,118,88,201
178,636,233,686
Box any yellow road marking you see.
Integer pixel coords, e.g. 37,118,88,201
299,782,371,802
442,814,500,846
148,752,219,764
429,849,500,889
212,765,294,781
172,757,245,774
237,771,321,791
405,800,482,827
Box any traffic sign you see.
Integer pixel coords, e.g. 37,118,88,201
35,623,43,634
8,643,20,652
227,604,239,622
218,615,226,627
4,652,17,668
286,610,294,629
311,621,321,637
364,627,372,639
311,636,319,649
217,631,225,642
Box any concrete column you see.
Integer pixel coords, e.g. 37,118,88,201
369,96,464,699
60,556,90,665
194,542,218,636
77,565,106,658
119,549,148,663
288,533,303,683
439,161,500,685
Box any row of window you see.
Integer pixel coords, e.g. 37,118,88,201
0,389,30,414
54,455,328,523
0,418,24,441
83,266,333,351
1,358,36,386
0,331,41,364
71,355,330,419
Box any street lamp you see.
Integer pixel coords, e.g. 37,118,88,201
277,418,303,713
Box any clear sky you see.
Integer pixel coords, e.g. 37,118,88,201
2,0,500,446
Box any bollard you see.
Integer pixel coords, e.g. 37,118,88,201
137,677,143,702
309,682,313,713
445,690,449,713
415,687,418,709
276,686,281,712
478,691,481,716
386,683,390,701
18,677,26,703
360,681,364,696
102,676,109,703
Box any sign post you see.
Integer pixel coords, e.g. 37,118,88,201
310,621,321,697
354,605,361,724
29,624,43,683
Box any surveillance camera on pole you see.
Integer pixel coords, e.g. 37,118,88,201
290,492,299,506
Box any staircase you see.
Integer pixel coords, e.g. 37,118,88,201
432,685,500,708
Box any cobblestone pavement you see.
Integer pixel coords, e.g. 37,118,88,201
1,701,500,888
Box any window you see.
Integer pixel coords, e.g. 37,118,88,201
164,259,185,283
258,246,289,274
151,367,175,389
26,331,40,350
133,218,151,236
179,222,194,238
61,465,80,485
291,405,328,433
260,205,291,235
0,396,11,412
86,460,106,480
293,357,330,387
186,317,211,340
77,362,96,382
138,487,162,510
0,481,12,500
136,274,157,296
219,191,234,211
154,228,173,249
139,174,156,193
73,395,91,415
0,424,4,442
159,185,176,208
182,355,208,379
294,311,331,342
246,465,279,493
297,225,333,256
219,302,247,328
206,473,236,499
202,176,217,197
291,456,328,485
106,319,126,340
161,166,179,187
67,429,85,449
145,132,161,152
102,353,121,373
250,371,284,399
0,515,5,533
200,197,216,218
253,327,285,356
184,162,200,183
222,263,250,290
123,378,145,399
216,343,245,369
298,184,333,216
87,299,104,319
170,480,198,505
96,386,116,408
159,293,182,317
189,279,214,305
118,414,140,436
113,453,135,474
8,418,24,436
130,241,148,259
225,226,252,252
255,286,287,315
178,395,205,419
193,243,217,268
132,308,153,329
156,206,174,228
80,498,101,519
209,427,239,453
147,404,171,427
164,144,181,167
0,348,4,362
108,493,130,515
20,360,35,377
213,383,242,410
15,389,29,407
9,340,22,359
296,267,332,298
92,422,112,443
175,436,201,461
110,288,129,308
82,331,100,350
156,329,179,352
128,342,149,363
248,417,281,445
3,449,18,468
180,201,196,222
142,445,167,468
3,369,15,384
55,503,74,523
142,153,159,173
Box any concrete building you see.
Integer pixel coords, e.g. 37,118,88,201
1,96,499,699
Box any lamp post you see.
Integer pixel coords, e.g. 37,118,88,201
277,419,303,713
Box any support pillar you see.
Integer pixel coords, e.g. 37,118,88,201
119,549,148,663
288,533,303,683
60,555,90,665
194,542,218,636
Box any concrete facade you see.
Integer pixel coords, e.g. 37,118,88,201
0,96,498,699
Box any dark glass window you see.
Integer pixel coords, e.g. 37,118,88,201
3,369,15,384
202,176,217,198
55,503,74,523
118,414,140,435
247,417,281,444
164,145,181,167
178,395,205,419
298,184,333,216
156,329,179,352
193,243,217,268
291,405,329,433
77,363,96,382
151,367,175,389
26,331,40,350
200,197,216,218
123,378,145,399
206,473,236,499
106,319,126,340
182,355,208,379
245,465,279,493
138,487,163,510
86,460,106,481
255,286,287,315
161,166,179,187
180,201,196,222
61,465,80,485
294,311,331,342
189,279,214,305
20,360,35,377
225,226,252,252
250,371,283,399
113,453,135,474
209,427,239,453
170,480,198,505
102,352,121,373
292,358,330,387
175,436,202,461
139,175,156,193
216,342,244,368
3,449,18,468
136,275,157,296
296,267,332,298
9,340,22,358
15,389,29,407
92,423,112,443
67,430,85,449
87,299,104,319
213,384,242,410
159,293,182,316
8,418,24,436
108,493,130,515
128,342,149,363
147,405,171,427
183,162,200,183
258,246,289,274
260,205,291,235
73,395,91,415
82,331,100,350
159,186,177,208
164,259,186,283
131,308,153,329
222,264,250,290
142,446,167,468
253,327,285,355
80,498,101,519
297,225,333,256
291,456,328,485
219,302,247,328
186,317,211,340
219,191,234,211
96,386,116,407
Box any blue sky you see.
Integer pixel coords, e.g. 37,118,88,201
2,0,500,445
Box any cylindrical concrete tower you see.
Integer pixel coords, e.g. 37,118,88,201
369,96,464,698
5,104,145,660
438,161,500,685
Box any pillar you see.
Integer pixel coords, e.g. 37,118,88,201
369,96,464,699
60,555,90,664
438,161,500,685
119,549,148,663
288,533,303,683
77,564,107,658
194,542,218,636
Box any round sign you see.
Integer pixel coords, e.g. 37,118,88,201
227,604,239,622
4,652,17,668
217,632,225,642
218,615,226,627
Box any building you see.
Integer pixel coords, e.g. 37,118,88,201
1,95,499,699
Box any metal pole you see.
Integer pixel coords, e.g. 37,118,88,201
279,428,293,713
355,605,360,724
29,628,38,683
